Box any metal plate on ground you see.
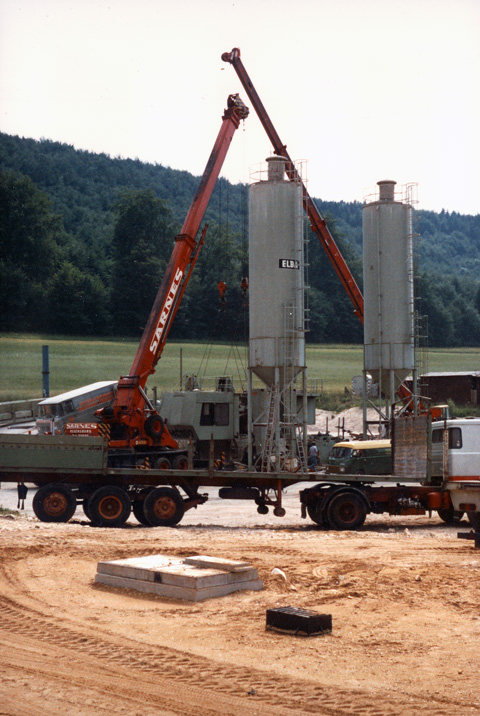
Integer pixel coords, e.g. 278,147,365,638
266,606,332,636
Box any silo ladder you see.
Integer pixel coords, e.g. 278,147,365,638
294,425,308,473
261,386,279,472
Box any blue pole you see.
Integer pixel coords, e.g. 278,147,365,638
42,345,49,397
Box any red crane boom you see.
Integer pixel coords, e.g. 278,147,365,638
99,94,249,449
221,47,364,322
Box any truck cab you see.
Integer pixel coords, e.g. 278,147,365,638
431,418,480,481
37,381,117,435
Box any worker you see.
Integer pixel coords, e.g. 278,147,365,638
217,280,227,310
240,276,249,301
308,442,319,472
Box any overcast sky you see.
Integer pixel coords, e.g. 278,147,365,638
1,0,479,215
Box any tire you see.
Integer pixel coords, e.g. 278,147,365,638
33,484,77,523
437,507,464,524
144,414,164,441
326,491,367,531
306,502,326,526
82,497,92,520
132,499,152,526
172,455,188,470
154,456,172,470
88,486,131,528
467,512,480,528
144,487,185,527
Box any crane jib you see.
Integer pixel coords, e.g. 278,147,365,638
149,268,184,353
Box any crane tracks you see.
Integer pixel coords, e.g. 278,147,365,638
0,592,470,716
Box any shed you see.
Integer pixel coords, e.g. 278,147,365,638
418,372,480,406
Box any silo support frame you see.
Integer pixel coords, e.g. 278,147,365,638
362,368,419,437
248,372,308,474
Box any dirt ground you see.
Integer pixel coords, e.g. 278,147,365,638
1,486,479,716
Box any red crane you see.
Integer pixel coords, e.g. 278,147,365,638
96,94,249,452
221,47,364,322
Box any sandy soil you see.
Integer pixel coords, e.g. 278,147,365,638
309,407,382,438
1,492,479,716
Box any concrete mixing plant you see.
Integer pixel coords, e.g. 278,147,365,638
247,156,308,472
362,180,418,434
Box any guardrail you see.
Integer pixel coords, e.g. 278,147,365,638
0,399,41,426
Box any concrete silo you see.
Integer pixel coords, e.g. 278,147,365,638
249,156,305,387
247,156,307,473
362,180,416,432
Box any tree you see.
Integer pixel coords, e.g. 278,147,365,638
171,226,245,342
48,261,110,335
110,189,175,336
0,171,62,330
306,213,363,344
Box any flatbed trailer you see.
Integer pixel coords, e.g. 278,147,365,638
0,433,460,530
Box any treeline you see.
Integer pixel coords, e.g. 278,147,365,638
0,132,479,347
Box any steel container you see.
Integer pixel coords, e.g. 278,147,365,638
363,180,415,398
248,157,305,387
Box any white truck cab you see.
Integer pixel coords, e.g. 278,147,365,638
431,418,480,481
36,381,117,435
431,418,480,517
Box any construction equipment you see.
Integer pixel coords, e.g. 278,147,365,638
65,93,249,466
222,48,423,416
222,48,364,322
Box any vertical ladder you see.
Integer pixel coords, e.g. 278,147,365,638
261,386,279,472
294,424,308,473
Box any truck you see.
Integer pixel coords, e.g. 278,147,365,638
299,414,480,529
1,413,480,535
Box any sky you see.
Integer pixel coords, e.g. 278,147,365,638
1,0,479,215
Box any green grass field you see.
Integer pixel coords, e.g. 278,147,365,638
1,333,480,402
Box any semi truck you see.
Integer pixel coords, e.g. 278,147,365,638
1,413,480,534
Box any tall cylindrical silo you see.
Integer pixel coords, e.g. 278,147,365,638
363,180,415,399
248,156,305,388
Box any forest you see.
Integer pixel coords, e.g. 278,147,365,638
1,132,480,347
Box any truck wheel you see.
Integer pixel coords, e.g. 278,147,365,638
437,507,464,524
306,502,327,527
33,484,77,523
144,487,185,527
144,415,164,440
154,456,171,470
82,497,92,520
467,512,480,527
326,492,367,531
132,490,153,526
172,455,188,470
88,486,131,528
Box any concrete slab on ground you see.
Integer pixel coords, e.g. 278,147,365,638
95,553,263,601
